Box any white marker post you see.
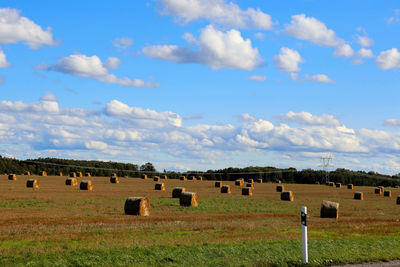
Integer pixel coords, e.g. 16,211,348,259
301,206,308,264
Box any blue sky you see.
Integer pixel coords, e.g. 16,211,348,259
1,0,400,174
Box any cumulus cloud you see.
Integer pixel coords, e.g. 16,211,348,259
39,53,158,88
357,35,374,47
160,0,273,30
284,14,344,47
248,75,266,82
376,48,400,70
143,25,262,70
334,44,374,65
334,44,354,57
306,74,334,83
113,37,133,49
0,8,56,49
0,49,10,68
278,111,340,126
274,47,303,73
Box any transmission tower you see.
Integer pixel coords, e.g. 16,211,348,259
319,153,333,184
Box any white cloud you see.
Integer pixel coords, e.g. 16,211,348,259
307,74,334,83
335,44,374,65
182,32,197,45
143,25,262,70
274,47,303,73
113,37,133,49
160,0,273,30
40,53,158,88
384,119,400,127
104,57,121,69
248,75,266,82
284,14,344,47
0,49,10,68
278,111,340,126
0,8,56,49
254,32,264,39
376,48,400,70
334,44,354,57
85,141,108,150
357,35,374,47
387,9,400,24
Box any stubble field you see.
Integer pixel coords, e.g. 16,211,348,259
1,174,400,266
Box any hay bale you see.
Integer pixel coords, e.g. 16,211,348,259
281,191,294,201
80,180,93,190
8,174,17,180
142,174,148,180
397,196,400,205
57,172,63,176
172,187,186,198
276,180,281,184
329,182,335,187
235,179,244,186
276,185,284,192
26,179,39,189
180,176,186,181
215,181,222,188
257,179,263,183
69,172,77,178
247,179,254,184
354,192,363,200
65,177,78,186
320,200,339,219
85,173,91,177
155,182,166,191
221,185,231,194
242,187,252,196
112,173,118,177
315,181,320,185
110,176,120,184
76,172,83,178
384,190,392,197
39,171,47,176
374,187,382,195
162,175,168,180
180,192,199,207
335,183,342,188
198,176,203,181
24,171,31,176
188,176,197,181
124,197,150,216
347,184,354,189
246,183,254,189
153,176,160,182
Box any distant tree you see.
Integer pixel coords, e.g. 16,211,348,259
140,162,156,172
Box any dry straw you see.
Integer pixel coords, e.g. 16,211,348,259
221,185,231,194
235,179,244,186
172,187,186,198
242,187,252,196
180,192,199,207
66,177,78,186
320,200,339,219
8,174,17,180
215,181,222,188
155,182,166,191
276,185,284,192
281,191,294,201
354,192,363,200
142,174,148,180
124,197,150,216
110,176,120,184
26,179,39,189
80,180,93,190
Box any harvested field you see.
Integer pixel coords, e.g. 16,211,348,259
1,175,400,266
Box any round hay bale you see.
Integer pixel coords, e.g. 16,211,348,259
180,192,199,207
24,171,31,176
247,179,254,184
315,181,320,185
281,191,294,201
112,173,118,177
26,179,39,189
235,179,244,186
276,185,284,192
397,196,400,205
80,180,93,190
124,197,150,216
69,172,77,178
215,181,222,188
76,172,83,178
320,200,339,219
188,176,196,181
39,171,47,176
162,175,167,180
8,174,17,180
384,190,392,197
180,176,186,181
257,179,263,183
155,182,166,191
374,187,382,195
276,180,281,184
221,185,231,194
246,183,254,189
172,187,186,198
65,177,78,186
347,184,354,189
142,174,148,180
329,182,335,187
198,176,203,181
85,173,91,177
242,187,252,196
57,172,63,176
153,176,161,182
110,176,120,184
354,192,363,200
335,183,342,188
